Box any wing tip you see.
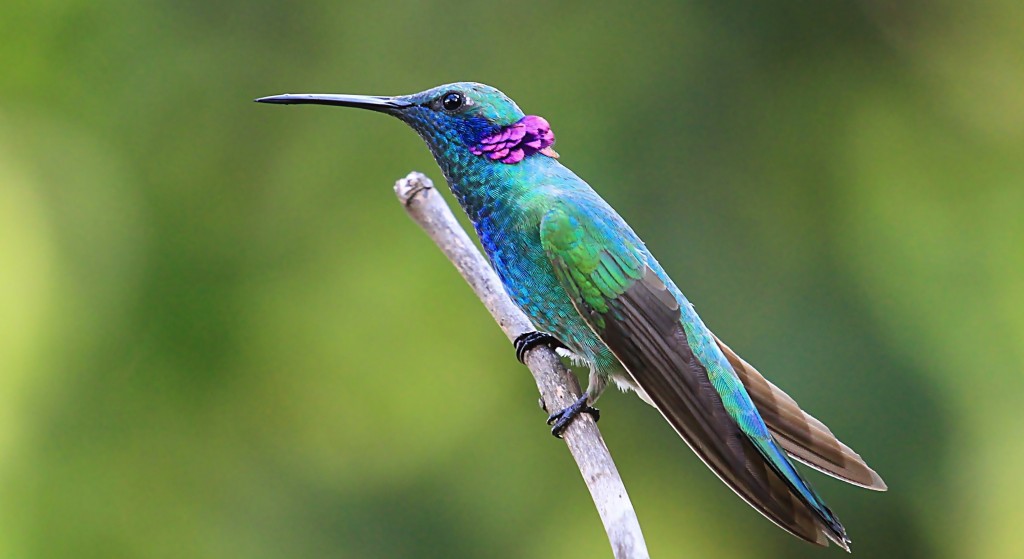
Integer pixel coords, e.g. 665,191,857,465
831,535,853,553
787,452,889,491
806,525,851,553
865,468,888,492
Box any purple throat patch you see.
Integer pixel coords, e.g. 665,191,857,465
469,115,559,164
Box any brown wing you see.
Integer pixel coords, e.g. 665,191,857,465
579,269,835,547
714,336,887,491
540,210,846,548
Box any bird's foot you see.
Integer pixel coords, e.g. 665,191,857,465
513,331,566,364
546,394,600,438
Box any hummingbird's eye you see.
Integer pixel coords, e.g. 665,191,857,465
441,92,464,111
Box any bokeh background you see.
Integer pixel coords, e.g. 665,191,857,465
2,1,1022,557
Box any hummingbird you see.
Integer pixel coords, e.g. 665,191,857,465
256,82,886,551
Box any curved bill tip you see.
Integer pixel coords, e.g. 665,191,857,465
254,93,411,112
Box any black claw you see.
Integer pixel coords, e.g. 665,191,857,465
545,394,600,438
513,331,567,364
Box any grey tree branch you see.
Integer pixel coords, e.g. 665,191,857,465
393,171,650,559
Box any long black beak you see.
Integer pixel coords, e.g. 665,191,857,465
254,93,412,113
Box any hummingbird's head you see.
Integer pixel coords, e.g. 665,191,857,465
257,82,558,166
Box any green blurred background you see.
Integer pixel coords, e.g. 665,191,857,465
2,1,1022,557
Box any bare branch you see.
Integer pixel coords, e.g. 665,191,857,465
394,172,650,559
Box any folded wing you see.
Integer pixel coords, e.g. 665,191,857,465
539,207,848,549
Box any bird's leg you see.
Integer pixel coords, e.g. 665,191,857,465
516,333,603,437
546,395,601,438
546,372,606,438
513,331,567,363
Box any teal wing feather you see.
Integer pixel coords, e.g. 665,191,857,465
539,205,849,550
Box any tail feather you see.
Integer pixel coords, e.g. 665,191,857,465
714,335,887,491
